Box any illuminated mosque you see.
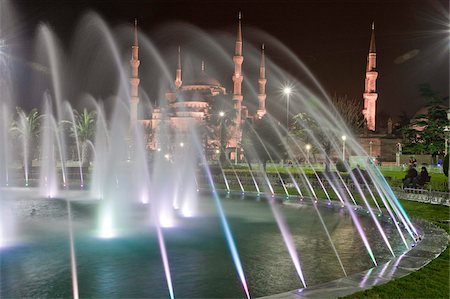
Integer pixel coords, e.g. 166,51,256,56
128,15,378,161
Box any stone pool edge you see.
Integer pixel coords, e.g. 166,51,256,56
259,218,449,299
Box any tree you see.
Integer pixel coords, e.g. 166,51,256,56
402,84,448,155
332,95,364,131
10,108,43,169
242,116,284,171
66,109,96,167
291,112,333,170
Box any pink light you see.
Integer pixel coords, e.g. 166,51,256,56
156,225,175,299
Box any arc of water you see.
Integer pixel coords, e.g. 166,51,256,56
324,172,378,266
191,129,250,298
64,103,84,188
52,116,67,188
220,146,245,193
269,195,308,287
287,171,303,197
370,169,417,238
217,159,230,192
358,167,411,250
335,171,358,206
244,125,307,287
66,200,79,299
201,164,251,298
356,168,383,213
288,167,349,276
1,105,10,186
156,225,175,299
345,165,395,257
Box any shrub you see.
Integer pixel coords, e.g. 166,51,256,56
336,160,347,172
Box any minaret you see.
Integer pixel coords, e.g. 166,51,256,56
232,12,244,127
174,46,182,88
130,18,140,128
257,44,267,118
362,22,378,131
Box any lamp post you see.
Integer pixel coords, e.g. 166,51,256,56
305,144,311,164
446,109,450,156
396,143,402,167
445,127,449,156
341,135,347,161
283,86,292,130
369,141,373,157
218,111,227,163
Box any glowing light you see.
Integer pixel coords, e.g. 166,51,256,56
182,207,194,217
215,149,220,154
341,135,347,141
179,142,184,147
99,213,115,239
157,148,161,152
219,111,225,117
140,192,148,204
159,214,175,228
283,86,292,95
305,144,311,150
164,154,170,160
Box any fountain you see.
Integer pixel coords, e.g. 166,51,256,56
0,5,433,299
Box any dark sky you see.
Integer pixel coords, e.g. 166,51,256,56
6,0,450,119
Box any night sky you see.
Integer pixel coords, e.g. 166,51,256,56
5,0,450,120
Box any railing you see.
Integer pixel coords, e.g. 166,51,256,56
392,187,450,206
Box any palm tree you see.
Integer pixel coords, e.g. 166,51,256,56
67,109,96,167
10,107,43,170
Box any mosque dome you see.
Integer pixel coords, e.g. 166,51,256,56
184,62,222,87
194,70,221,86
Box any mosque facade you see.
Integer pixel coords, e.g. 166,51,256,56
129,16,380,161
129,15,267,162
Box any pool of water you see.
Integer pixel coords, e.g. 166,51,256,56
0,191,406,298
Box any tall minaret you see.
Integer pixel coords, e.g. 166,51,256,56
174,46,182,88
130,19,140,128
257,44,267,118
232,12,244,128
362,22,378,131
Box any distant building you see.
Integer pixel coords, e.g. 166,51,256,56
362,22,378,132
129,14,267,162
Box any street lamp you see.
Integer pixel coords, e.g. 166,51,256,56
446,109,450,156
396,143,402,167
444,127,449,156
218,111,227,163
305,144,311,164
283,86,292,130
369,141,373,157
341,135,347,161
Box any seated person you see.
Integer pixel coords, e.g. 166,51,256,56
416,166,431,187
403,166,418,187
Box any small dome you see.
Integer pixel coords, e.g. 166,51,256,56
185,69,221,87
